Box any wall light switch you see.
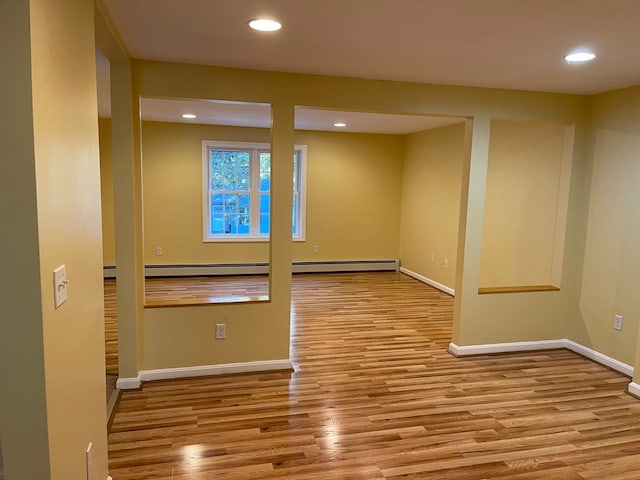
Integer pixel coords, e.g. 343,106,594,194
53,265,68,309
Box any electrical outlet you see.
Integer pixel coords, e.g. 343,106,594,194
53,265,68,309
614,314,623,331
431,254,435,264
313,245,319,254
156,246,163,256
216,323,226,339
444,258,448,268
86,442,93,480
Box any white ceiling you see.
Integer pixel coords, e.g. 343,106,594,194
98,0,640,133
139,98,464,135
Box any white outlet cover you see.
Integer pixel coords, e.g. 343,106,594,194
614,315,623,331
53,265,68,309
216,323,226,339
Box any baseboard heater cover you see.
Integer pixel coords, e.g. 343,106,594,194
104,260,399,278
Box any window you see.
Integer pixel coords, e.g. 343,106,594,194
203,141,306,241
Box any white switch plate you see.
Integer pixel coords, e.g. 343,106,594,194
53,265,68,309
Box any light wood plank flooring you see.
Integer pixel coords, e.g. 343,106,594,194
107,272,640,479
105,278,118,375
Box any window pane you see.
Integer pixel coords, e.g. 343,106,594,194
210,193,224,235
259,152,271,192
292,192,298,236
210,150,250,191
293,152,298,190
259,193,270,234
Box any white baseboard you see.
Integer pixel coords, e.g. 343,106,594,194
116,376,141,390
449,339,634,377
564,339,634,377
628,382,640,398
116,359,292,389
139,359,292,382
399,267,455,296
448,339,565,357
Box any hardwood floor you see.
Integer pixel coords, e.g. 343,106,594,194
145,275,270,307
105,278,118,375
107,272,640,479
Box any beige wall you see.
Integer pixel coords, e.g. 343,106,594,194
571,86,640,368
0,1,108,479
100,121,405,265
479,119,571,288
399,122,466,290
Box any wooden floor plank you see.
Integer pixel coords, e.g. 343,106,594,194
107,272,640,479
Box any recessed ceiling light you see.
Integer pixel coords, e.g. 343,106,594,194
248,18,282,32
182,113,197,119
334,122,347,128
564,51,596,63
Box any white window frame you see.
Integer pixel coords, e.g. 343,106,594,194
202,140,306,242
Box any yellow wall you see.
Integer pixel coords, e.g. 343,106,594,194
479,119,570,287
452,111,589,346
102,121,405,265
141,121,271,264
572,86,640,368
399,122,466,290
0,1,108,478
292,130,403,261
99,117,116,265
126,60,588,372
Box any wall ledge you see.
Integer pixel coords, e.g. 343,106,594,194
477,285,560,294
449,339,633,377
399,267,455,296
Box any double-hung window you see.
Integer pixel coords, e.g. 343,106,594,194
203,141,306,241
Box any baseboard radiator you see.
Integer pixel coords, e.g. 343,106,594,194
103,260,399,278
